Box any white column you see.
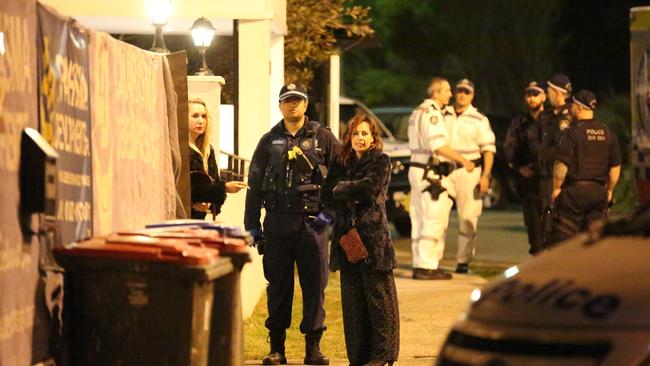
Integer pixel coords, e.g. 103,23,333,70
187,75,226,156
328,51,340,139
236,18,272,319
269,33,285,128
237,19,271,160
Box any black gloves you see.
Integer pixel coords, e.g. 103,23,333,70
308,211,334,233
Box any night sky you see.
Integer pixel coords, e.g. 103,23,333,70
561,0,650,94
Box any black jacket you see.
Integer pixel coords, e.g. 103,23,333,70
190,146,226,219
322,150,397,272
244,118,339,230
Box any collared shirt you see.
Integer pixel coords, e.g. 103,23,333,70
407,99,449,164
445,105,496,161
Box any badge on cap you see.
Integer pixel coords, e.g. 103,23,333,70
287,83,296,91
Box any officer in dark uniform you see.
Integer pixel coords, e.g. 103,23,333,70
538,74,573,245
548,90,622,245
503,81,546,254
244,84,339,365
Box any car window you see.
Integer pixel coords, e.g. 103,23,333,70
373,112,409,141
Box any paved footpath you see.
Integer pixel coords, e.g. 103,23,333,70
246,210,531,365
246,267,488,366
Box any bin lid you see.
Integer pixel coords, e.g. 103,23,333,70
120,228,250,253
146,220,252,241
55,234,220,265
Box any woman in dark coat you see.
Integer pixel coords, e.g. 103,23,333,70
322,115,399,366
189,98,246,219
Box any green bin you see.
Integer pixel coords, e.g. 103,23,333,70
54,234,233,366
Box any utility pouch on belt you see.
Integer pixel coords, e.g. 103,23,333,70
422,177,445,200
262,162,276,192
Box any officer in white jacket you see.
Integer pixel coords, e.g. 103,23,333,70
408,77,476,280
444,79,496,274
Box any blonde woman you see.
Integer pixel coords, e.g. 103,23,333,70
189,98,246,219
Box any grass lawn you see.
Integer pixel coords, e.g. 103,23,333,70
244,271,347,361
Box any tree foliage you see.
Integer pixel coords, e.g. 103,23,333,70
344,0,567,116
285,0,374,87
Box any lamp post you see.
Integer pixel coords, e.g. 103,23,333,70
146,0,171,53
190,17,216,76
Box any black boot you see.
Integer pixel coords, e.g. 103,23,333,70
304,332,329,365
262,330,287,365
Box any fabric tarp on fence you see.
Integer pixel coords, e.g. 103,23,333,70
89,30,176,235
0,0,41,365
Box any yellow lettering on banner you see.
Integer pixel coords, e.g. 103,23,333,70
55,54,89,111
40,36,56,144
0,109,29,173
114,46,157,115
0,13,33,94
115,114,161,174
0,246,32,274
58,170,90,187
56,199,91,222
0,306,35,342
0,12,33,173
52,111,90,156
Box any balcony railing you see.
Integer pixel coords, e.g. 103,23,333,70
218,150,249,182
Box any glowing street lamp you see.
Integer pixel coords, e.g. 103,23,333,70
145,0,171,53
190,17,216,76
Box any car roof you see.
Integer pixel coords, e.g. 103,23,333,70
371,106,414,114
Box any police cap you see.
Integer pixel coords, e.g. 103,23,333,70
279,83,308,102
524,81,545,96
455,78,475,93
572,89,597,110
547,74,572,94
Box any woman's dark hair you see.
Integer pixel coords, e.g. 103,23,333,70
337,114,383,167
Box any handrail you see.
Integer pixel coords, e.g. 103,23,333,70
218,150,250,182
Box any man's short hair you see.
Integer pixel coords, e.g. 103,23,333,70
427,77,448,96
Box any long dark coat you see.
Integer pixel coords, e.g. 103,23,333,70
190,146,226,219
322,149,397,272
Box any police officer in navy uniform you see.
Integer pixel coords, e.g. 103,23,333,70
503,81,546,254
548,90,622,245
539,74,573,244
245,84,339,365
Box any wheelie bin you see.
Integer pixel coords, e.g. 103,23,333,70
54,233,233,366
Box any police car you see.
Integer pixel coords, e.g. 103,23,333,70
437,205,650,365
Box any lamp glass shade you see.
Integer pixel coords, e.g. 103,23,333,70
192,28,214,48
145,0,171,26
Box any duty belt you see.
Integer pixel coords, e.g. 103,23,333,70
564,180,606,188
411,158,483,177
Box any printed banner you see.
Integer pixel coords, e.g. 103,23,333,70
89,31,175,235
38,4,92,244
0,0,40,364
